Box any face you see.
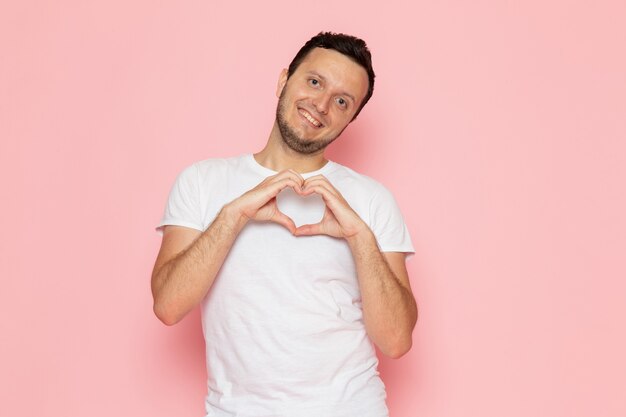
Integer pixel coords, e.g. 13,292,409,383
275,48,370,155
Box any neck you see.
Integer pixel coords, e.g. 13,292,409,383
254,122,328,173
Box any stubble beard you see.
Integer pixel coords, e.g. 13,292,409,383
275,92,341,155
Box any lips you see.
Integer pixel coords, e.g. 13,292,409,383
298,108,323,128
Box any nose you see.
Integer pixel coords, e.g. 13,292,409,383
312,92,332,115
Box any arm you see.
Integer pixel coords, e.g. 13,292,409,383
151,212,240,326
346,234,417,358
151,170,304,325
294,176,417,358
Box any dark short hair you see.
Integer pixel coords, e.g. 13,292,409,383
287,32,375,119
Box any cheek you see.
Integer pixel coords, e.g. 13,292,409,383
333,113,353,129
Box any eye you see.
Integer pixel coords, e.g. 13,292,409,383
308,78,320,88
336,97,348,108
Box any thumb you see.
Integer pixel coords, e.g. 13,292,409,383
294,223,324,237
271,210,297,234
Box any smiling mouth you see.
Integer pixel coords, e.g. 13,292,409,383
298,109,323,128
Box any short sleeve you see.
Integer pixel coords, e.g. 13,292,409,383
156,164,204,234
369,186,415,257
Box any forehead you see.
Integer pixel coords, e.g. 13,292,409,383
294,48,369,102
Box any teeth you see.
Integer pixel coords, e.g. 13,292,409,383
301,110,321,127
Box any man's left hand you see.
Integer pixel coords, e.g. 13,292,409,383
293,175,368,240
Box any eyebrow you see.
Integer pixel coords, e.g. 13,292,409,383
307,71,357,104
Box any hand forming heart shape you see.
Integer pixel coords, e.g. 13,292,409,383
233,169,365,239
275,187,326,228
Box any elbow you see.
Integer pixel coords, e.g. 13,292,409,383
153,299,184,326
382,337,413,359
380,308,417,359
378,328,413,359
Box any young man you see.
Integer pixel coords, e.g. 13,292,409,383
152,32,416,417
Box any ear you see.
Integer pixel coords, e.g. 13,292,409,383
276,68,288,98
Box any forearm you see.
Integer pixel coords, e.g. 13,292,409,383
347,229,417,358
152,206,246,325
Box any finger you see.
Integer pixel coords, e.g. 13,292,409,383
302,177,340,197
245,178,302,213
303,175,334,187
294,222,325,237
271,210,297,234
300,178,332,193
304,174,327,182
258,172,300,190
301,185,355,223
275,176,304,193
272,169,305,187
299,183,338,205
265,178,303,196
286,169,305,182
302,175,329,188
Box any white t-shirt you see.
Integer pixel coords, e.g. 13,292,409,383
158,154,414,417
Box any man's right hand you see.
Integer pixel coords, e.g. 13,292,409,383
151,169,305,325
225,169,304,234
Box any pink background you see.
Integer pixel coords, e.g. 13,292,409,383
1,1,625,416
